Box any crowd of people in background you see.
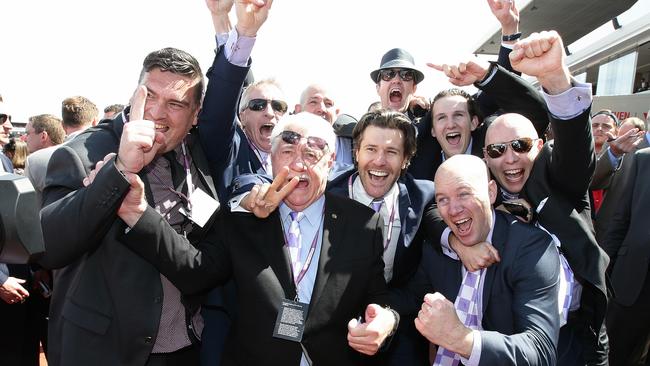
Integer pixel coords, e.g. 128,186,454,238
1,0,649,365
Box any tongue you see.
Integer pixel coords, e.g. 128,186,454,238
447,135,461,145
296,180,309,188
390,92,402,103
458,219,471,233
260,125,273,136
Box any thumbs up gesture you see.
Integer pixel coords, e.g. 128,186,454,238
116,86,165,174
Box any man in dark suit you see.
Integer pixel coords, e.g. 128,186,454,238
117,112,399,365
481,31,609,365
36,3,271,364
395,154,560,365
603,146,650,366
590,117,648,244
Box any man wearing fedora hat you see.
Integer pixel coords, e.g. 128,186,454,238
371,48,428,121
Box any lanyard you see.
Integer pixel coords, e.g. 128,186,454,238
282,209,324,288
348,175,398,250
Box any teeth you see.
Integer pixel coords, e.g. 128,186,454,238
455,218,470,226
446,132,460,138
505,169,522,176
369,170,388,177
155,124,166,130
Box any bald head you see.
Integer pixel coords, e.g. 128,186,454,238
435,155,496,246
486,113,539,145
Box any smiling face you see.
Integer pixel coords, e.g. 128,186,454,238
355,125,407,198
271,114,335,212
431,95,479,157
484,114,543,195
139,68,201,154
239,83,287,153
376,68,417,113
435,155,496,246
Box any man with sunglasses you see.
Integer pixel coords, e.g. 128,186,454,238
0,102,15,173
480,31,609,366
370,48,429,120
119,112,399,365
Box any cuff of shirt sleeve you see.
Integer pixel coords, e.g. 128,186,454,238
459,329,482,366
441,228,459,260
229,192,251,212
541,81,592,120
607,148,622,168
216,33,229,48
476,63,499,88
224,27,256,67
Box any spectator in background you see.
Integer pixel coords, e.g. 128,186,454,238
3,138,28,175
102,103,125,119
0,101,15,172
23,114,65,154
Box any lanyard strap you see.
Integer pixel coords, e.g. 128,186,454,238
147,140,194,209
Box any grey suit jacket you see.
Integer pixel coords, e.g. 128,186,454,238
603,147,650,306
592,137,650,244
25,145,57,206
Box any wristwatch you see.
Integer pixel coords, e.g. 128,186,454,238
502,32,522,42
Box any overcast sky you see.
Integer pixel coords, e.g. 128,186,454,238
1,0,508,122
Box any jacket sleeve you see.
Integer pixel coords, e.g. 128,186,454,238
39,149,130,269
197,46,251,200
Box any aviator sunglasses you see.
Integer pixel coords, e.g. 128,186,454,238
377,69,415,82
484,137,535,159
278,130,329,151
246,98,288,114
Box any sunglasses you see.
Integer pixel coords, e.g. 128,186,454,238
277,130,329,165
484,137,535,159
378,69,415,82
0,114,8,124
246,98,288,114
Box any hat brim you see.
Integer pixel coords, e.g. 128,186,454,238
370,61,425,84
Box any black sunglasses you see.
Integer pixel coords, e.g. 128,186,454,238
278,130,329,151
378,69,415,82
246,98,288,114
484,137,535,159
0,114,8,124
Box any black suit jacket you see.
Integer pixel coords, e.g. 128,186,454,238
38,113,220,366
393,212,560,366
603,147,650,306
122,193,390,366
408,64,549,182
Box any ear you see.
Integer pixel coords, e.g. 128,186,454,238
294,104,302,113
191,106,200,126
487,179,497,205
470,115,479,131
91,117,99,127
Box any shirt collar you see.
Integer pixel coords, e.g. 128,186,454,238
352,174,399,212
279,195,326,228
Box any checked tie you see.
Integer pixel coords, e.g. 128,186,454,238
433,269,484,366
286,212,304,275
370,199,383,213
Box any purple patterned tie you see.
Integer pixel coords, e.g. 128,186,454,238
557,249,574,326
433,269,483,366
286,212,303,275
371,199,383,213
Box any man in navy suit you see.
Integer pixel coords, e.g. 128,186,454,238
395,154,560,366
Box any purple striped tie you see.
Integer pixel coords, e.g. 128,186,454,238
286,212,303,275
433,269,483,366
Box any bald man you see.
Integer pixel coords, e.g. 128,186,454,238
393,154,560,366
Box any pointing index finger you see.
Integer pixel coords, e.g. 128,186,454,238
129,85,147,122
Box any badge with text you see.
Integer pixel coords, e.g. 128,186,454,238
272,299,309,342
179,187,219,227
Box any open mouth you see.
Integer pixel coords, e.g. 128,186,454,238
260,123,275,137
454,217,472,235
389,89,402,104
446,132,461,146
368,170,389,182
504,169,524,182
155,124,169,133
293,175,309,188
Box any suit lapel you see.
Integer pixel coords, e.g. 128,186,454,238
187,131,218,200
309,194,342,311
256,212,296,299
482,213,507,314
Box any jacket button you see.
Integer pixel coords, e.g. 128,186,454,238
154,296,162,303
144,336,153,344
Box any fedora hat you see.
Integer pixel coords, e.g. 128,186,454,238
370,48,424,84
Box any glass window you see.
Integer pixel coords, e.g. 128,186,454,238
596,52,637,95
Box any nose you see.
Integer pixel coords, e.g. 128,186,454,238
448,199,464,216
145,101,166,121
503,145,519,164
289,154,307,171
374,151,387,165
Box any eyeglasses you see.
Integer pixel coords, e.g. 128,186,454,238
276,130,329,165
484,137,535,159
378,69,415,82
246,98,288,114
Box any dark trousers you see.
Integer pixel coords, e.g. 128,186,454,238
607,267,650,366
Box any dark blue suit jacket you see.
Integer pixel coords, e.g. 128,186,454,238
393,211,561,366
197,47,260,202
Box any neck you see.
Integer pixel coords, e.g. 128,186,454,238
64,124,88,136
